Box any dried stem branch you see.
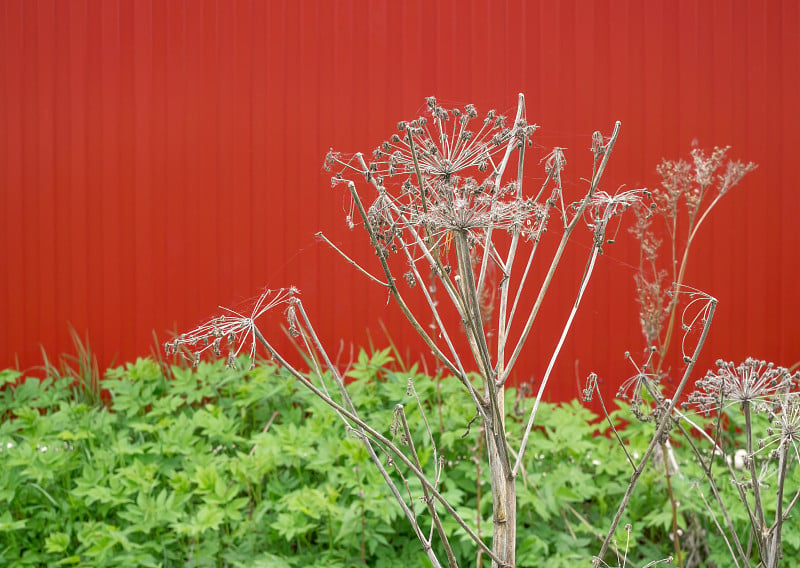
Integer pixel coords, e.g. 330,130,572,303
500,121,621,385
594,296,717,566
316,231,389,287
254,326,507,565
395,404,458,567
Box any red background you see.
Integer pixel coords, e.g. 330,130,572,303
2,0,798,401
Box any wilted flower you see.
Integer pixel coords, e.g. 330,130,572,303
717,159,758,194
582,372,598,402
582,188,647,247
653,158,691,220
651,144,756,219
617,350,661,422
764,395,800,462
372,98,536,183
325,98,537,188
166,287,297,369
687,358,798,414
324,97,551,260
413,177,544,244
634,270,669,345
691,145,730,188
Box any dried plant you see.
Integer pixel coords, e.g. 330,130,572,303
593,287,719,567
319,95,636,566
594,524,673,568
630,144,756,372
165,287,297,370
170,94,640,566
591,145,755,567
587,144,800,568
675,361,800,568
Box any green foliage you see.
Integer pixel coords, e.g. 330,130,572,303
1,353,794,566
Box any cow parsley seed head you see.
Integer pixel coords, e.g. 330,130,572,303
331,98,537,184
687,358,798,414
691,145,730,188
412,178,544,243
617,349,662,422
583,189,647,247
772,396,800,461
749,395,800,464
166,287,298,369
651,144,756,220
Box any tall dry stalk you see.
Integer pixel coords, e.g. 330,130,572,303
629,145,756,374
169,94,638,566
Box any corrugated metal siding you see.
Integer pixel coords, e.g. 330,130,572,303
2,0,798,399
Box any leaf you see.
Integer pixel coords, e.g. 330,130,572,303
0,510,26,531
0,369,21,386
45,531,70,553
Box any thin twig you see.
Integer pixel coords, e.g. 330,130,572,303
693,483,742,568
316,231,389,287
514,240,602,475
501,121,621,385
396,404,458,567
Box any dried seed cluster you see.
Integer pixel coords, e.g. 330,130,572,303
325,97,543,259
687,358,798,414
165,287,297,369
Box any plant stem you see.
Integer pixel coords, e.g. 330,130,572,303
514,242,601,476
316,232,388,287
660,443,684,568
743,401,767,559
595,297,717,566
500,121,621,385
254,328,506,565
397,405,458,567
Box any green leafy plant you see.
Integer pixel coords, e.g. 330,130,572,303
5,356,799,566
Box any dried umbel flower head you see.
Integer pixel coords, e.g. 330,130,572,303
617,349,661,422
367,97,536,183
652,144,757,219
582,372,598,402
761,395,800,462
166,287,298,370
687,358,798,415
324,97,537,190
717,158,758,195
324,97,551,265
690,145,730,188
413,177,545,244
634,270,669,346
582,188,647,248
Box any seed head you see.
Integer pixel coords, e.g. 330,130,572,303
688,358,797,414
166,287,297,369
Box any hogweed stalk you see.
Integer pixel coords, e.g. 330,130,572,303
630,144,756,373
173,94,634,567
324,96,632,566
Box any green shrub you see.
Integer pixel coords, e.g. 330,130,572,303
1,355,796,566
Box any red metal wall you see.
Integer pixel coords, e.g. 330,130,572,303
2,0,798,400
